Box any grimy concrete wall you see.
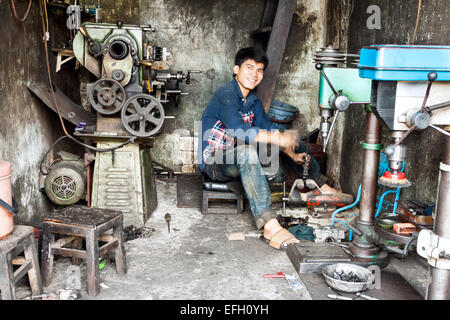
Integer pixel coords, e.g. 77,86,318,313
2,1,329,224
8,0,446,224
95,0,329,172
93,0,264,171
271,0,328,137
1,1,82,227
0,1,53,227
328,0,450,206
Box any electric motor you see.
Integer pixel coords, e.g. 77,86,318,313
44,160,86,206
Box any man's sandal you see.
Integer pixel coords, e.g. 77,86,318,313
259,228,298,251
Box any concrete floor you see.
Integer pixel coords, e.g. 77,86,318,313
12,179,429,301
14,180,310,300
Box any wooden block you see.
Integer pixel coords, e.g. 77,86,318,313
227,232,246,241
393,223,416,235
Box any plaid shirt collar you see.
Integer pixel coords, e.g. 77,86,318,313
231,78,259,109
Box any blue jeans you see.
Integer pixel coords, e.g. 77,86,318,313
203,142,322,229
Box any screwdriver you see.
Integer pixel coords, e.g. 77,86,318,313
164,213,171,233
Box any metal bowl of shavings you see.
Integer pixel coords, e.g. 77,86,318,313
322,263,378,293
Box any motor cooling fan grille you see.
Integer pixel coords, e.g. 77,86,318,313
51,175,78,200
44,162,86,205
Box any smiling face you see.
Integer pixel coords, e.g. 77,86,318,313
233,59,265,98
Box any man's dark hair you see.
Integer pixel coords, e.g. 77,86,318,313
234,47,269,70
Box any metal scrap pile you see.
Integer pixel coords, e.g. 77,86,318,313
328,270,364,283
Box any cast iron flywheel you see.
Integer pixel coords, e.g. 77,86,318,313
88,78,127,115
121,94,165,137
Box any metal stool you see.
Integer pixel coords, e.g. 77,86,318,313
40,205,127,296
202,190,244,214
201,179,244,214
0,225,43,300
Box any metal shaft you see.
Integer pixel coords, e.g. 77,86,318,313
427,133,450,300
349,111,383,259
359,112,382,223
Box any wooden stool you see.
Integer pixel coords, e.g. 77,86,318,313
202,190,244,214
40,205,127,296
0,225,43,300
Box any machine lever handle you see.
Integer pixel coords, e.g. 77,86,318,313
315,63,338,97
323,110,340,152
420,71,437,113
79,26,92,41
386,124,417,155
429,124,450,137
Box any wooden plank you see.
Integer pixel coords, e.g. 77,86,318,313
252,0,278,50
71,237,83,266
51,247,86,259
99,240,118,257
12,257,26,265
0,252,15,300
24,235,43,296
99,235,115,243
27,82,96,126
256,0,297,113
85,230,99,296
259,0,279,28
13,261,32,284
112,218,127,275
53,236,77,249
40,231,55,287
45,205,121,228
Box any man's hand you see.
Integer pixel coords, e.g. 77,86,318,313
278,130,298,152
254,129,298,151
289,152,311,165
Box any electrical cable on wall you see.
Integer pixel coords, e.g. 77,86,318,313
11,0,33,22
412,0,422,45
38,0,135,154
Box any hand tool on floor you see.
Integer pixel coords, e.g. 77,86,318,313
355,292,379,300
263,271,286,278
164,213,171,233
327,293,353,300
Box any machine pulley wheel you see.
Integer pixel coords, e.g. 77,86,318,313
121,94,165,137
88,78,127,115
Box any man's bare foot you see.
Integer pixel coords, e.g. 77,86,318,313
319,183,338,194
263,218,300,248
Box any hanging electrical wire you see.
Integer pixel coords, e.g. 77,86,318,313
44,0,49,33
38,0,135,154
412,0,422,45
11,0,33,22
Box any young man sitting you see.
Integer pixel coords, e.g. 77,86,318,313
198,47,337,250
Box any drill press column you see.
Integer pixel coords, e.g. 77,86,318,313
427,134,450,300
349,111,384,258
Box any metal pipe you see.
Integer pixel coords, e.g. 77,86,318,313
359,112,382,223
427,133,450,300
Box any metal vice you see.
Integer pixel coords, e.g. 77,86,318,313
287,179,354,218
